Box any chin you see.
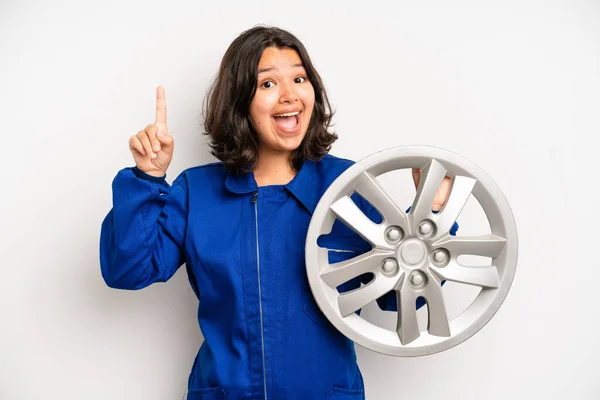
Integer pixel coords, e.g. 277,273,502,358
276,144,301,154
273,132,305,148
282,137,306,152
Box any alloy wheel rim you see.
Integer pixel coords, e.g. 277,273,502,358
305,146,518,356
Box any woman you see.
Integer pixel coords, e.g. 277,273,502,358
100,26,455,400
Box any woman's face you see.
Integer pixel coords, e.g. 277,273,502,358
249,47,315,157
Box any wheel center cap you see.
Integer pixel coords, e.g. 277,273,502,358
400,240,426,265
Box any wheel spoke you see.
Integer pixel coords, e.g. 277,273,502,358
337,273,401,317
354,171,409,232
410,159,448,224
396,280,420,345
432,234,507,257
423,283,451,337
330,196,387,248
431,261,499,288
432,175,476,237
321,249,395,288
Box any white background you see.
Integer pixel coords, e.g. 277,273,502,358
1,0,599,399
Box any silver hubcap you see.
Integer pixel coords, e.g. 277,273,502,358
305,146,518,357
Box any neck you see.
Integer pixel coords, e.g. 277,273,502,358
254,148,296,187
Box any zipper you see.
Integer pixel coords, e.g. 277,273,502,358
252,190,268,400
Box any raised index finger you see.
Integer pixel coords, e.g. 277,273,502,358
155,86,168,132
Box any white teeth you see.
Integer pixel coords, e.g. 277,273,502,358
274,111,300,117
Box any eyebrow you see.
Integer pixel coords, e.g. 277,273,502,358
258,63,305,74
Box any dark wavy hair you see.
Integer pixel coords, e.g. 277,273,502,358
202,25,338,174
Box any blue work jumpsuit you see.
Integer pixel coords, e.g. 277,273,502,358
99,154,458,399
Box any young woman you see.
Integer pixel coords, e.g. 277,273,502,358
100,26,454,400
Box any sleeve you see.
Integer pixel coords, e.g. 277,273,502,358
99,166,188,290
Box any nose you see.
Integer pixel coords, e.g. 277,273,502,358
279,80,299,103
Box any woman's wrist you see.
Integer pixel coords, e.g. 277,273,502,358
132,166,167,182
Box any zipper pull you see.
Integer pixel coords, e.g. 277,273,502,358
251,191,258,203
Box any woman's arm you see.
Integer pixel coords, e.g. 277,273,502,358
99,166,188,290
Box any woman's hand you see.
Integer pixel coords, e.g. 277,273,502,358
128,86,174,177
411,168,452,211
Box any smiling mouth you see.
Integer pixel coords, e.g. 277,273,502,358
273,112,301,132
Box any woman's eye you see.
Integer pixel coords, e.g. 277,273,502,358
261,81,274,89
295,76,307,83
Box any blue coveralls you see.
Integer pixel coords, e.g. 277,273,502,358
99,154,458,399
